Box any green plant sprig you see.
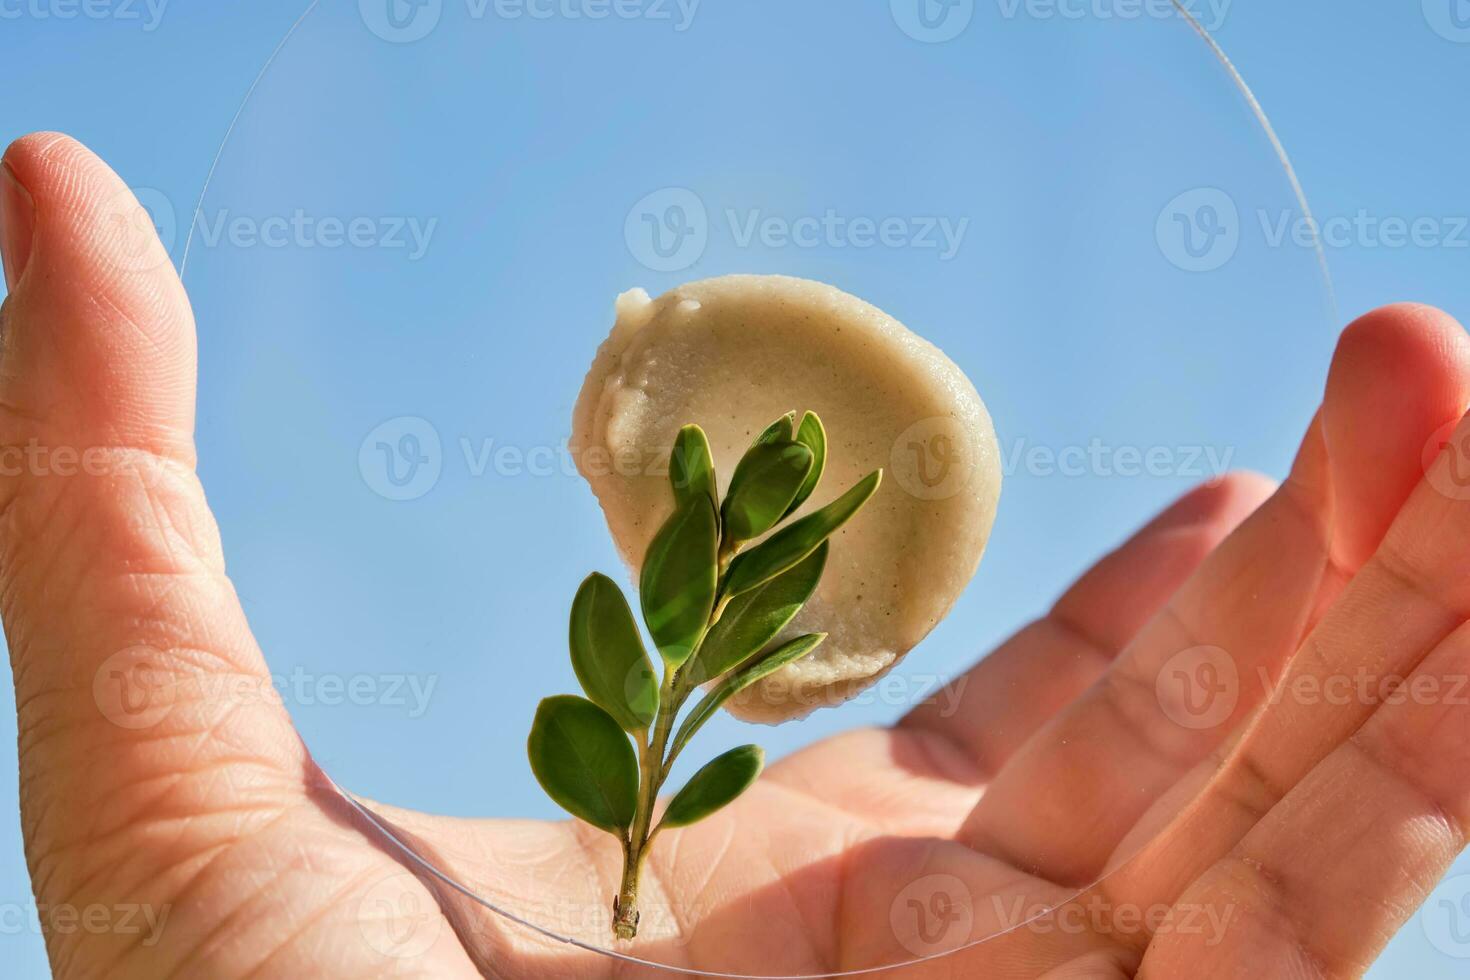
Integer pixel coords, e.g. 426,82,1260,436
526,411,882,941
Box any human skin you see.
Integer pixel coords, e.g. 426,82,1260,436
3,132,1469,978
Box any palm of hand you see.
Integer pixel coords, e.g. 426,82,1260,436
8,134,1470,980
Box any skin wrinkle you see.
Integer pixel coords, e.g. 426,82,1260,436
893,726,987,792
239,864,386,980
87,839,243,980
1216,854,1344,979
144,807,306,977
19,652,303,924
1,506,224,698
2,447,211,580
12,643,270,758
1343,734,1468,852
1094,659,1202,773
81,287,178,371
39,754,287,868
1210,748,1296,833
831,817,889,977
43,776,288,903
679,818,746,972
84,754,295,848
765,729,985,832
721,824,819,976
905,612,1116,780
45,811,273,974
13,658,260,759
1044,607,1123,674
157,849,305,978
756,777,884,831
1369,541,1470,624
755,832,833,975
1,474,86,605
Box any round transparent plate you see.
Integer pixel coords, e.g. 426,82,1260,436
177,1,1334,974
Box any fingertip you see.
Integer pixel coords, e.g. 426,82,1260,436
1324,303,1470,568
3,130,80,174
1150,470,1276,533
1333,303,1470,381
3,131,179,287
0,131,195,456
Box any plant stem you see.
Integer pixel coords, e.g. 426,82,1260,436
614,538,745,939
613,670,682,939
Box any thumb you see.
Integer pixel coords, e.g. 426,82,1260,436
0,135,306,918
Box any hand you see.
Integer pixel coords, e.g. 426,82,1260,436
4,133,1468,980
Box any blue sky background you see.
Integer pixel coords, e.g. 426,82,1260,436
2,1,1469,975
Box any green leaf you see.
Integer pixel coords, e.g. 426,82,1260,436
670,424,717,514
723,470,883,599
660,744,765,829
721,441,814,541
569,573,659,732
670,634,827,760
527,695,639,835
752,412,796,446
640,495,719,668
786,411,827,517
687,542,828,686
